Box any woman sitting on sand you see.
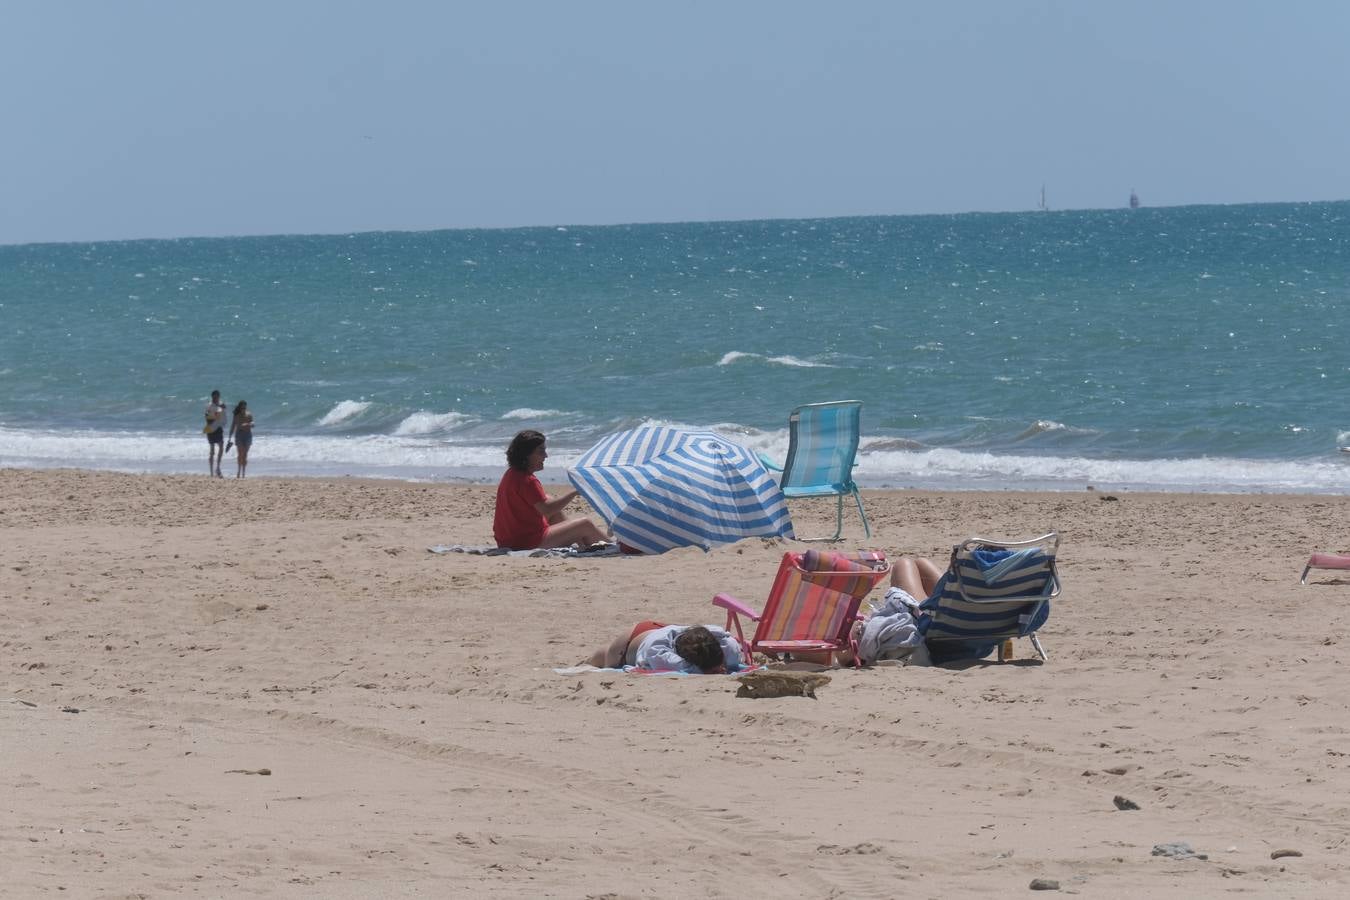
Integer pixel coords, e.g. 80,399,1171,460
586,622,745,673
492,430,609,551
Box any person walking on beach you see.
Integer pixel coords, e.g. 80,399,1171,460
204,390,227,477
493,430,609,550
227,400,254,479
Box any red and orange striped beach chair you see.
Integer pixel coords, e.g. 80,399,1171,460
713,549,891,667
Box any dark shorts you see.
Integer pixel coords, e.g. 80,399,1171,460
207,429,224,445
235,432,253,448
622,620,666,665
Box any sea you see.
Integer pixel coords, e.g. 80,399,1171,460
1,201,1348,494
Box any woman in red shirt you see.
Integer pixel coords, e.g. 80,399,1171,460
492,430,609,550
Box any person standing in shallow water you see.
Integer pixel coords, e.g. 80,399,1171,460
492,430,608,550
204,390,227,477
227,400,254,478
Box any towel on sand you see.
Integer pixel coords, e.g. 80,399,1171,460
429,542,622,558
857,586,924,664
552,664,759,677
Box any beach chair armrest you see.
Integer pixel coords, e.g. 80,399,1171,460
712,593,762,620
757,452,783,472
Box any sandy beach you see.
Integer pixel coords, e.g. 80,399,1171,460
5,466,1350,897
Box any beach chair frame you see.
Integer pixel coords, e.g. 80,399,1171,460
1301,552,1350,584
923,533,1061,662
713,550,891,667
761,400,870,542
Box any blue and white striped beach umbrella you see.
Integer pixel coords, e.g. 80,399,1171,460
568,425,795,555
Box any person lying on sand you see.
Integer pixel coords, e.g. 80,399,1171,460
586,622,745,673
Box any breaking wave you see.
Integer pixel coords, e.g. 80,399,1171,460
317,400,372,426
392,411,473,436
717,351,834,368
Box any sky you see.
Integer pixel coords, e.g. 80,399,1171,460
2,0,1348,245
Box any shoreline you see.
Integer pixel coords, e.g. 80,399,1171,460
7,467,1350,895
4,457,1350,498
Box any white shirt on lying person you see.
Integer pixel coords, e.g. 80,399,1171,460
633,625,744,673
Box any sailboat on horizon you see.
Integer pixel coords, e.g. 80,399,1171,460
1038,185,1048,212
1129,189,1140,209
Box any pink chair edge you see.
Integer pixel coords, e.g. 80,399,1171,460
713,592,760,665
712,552,890,666
1301,552,1350,584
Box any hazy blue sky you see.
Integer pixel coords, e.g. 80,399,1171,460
3,0,1347,244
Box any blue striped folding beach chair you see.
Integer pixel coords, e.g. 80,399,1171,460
918,533,1061,663
760,400,870,541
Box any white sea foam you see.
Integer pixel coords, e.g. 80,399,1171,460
765,355,834,368
717,351,756,366
856,446,1350,493
392,411,472,435
0,427,507,481
1014,419,1070,440
863,437,928,452
717,350,835,369
318,400,372,426
1,426,1346,494
502,408,570,420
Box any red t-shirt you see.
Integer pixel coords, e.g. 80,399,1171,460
493,468,549,549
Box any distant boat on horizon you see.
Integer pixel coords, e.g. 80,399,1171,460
1129,190,1141,209
1039,185,1048,212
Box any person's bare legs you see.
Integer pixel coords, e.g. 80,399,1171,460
891,556,944,598
788,558,946,668
539,517,608,549
789,558,945,667
585,629,631,667
584,626,659,667
236,444,249,478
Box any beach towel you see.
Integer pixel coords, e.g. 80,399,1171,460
428,542,623,558
857,586,924,663
552,664,761,677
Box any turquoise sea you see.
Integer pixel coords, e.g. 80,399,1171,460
1,201,1347,493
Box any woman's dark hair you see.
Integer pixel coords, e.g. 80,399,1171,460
506,430,546,471
233,400,248,416
673,626,724,672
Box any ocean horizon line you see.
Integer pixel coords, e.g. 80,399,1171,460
5,196,1348,250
